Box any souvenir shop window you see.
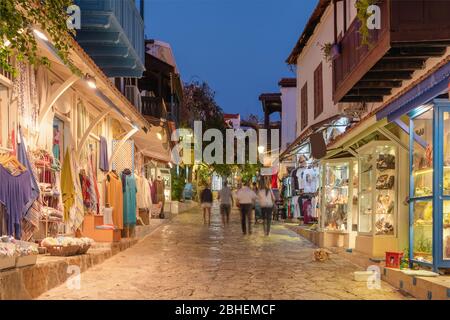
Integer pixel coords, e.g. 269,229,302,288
412,108,433,197
443,201,450,261
358,141,397,236
412,200,433,263
443,112,450,196
322,161,350,232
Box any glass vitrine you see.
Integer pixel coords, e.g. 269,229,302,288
357,141,398,237
320,159,357,232
409,99,450,271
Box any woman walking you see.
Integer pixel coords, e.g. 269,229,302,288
200,184,213,225
257,179,275,236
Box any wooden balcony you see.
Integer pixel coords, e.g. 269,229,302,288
75,0,145,78
333,0,450,104
141,96,168,120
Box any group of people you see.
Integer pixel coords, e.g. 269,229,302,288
199,178,275,236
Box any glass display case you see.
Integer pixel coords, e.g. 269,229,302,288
320,159,357,232
408,99,450,271
357,141,397,237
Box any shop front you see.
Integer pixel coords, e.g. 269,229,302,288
376,61,450,271
319,158,358,249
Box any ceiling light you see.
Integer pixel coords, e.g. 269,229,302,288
33,29,48,41
85,75,97,89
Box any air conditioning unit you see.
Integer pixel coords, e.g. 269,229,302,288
125,85,142,113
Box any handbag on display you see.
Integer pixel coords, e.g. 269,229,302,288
377,154,396,170
376,175,395,190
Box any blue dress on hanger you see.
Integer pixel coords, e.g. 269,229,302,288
123,174,137,226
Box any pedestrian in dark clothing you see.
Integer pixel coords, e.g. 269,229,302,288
200,185,213,225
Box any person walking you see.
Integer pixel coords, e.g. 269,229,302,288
235,180,257,235
200,184,213,225
257,179,275,236
218,181,233,226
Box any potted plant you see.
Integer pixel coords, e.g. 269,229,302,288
320,42,341,64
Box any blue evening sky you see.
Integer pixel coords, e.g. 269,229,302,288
144,0,317,119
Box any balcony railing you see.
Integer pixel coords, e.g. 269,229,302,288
332,0,450,103
141,96,168,120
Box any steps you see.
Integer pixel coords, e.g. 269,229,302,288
82,215,121,243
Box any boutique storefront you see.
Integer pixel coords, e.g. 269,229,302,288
376,61,450,271
280,112,411,257
0,28,171,268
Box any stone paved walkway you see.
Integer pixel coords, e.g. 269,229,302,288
38,204,408,300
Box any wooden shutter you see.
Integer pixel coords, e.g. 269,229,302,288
301,83,308,130
314,63,323,119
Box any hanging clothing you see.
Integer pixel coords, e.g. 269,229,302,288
69,149,84,231
17,129,40,215
61,149,75,223
88,146,100,213
0,164,32,238
136,175,152,209
122,170,137,226
17,129,41,240
271,174,278,189
150,180,157,204
0,204,6,236
99,136,109,172
105,171,124,229
155,179,165,203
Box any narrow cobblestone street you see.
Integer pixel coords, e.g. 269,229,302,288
38,205,408,300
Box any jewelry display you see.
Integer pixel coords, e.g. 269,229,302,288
358,142,397,236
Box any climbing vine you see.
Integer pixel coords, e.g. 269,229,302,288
0,0,80,77
355,0,378,47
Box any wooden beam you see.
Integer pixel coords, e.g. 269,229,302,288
341,96,384,103
354,80,402,88
362,71,413,80
108,126,139,171
76,111,111,161
38,74,79,125
385,46,446,59
347,88,392,96
372,59,426,71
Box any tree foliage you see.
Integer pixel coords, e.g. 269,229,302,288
181,80,226,131
0,0,80,77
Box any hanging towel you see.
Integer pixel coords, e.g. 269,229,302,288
99,136,109,172
61,149,75,222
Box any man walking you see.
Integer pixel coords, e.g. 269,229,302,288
218,181,233,226
235,180,257,235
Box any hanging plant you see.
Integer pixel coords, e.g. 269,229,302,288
320,42,333,63
0,0,81,77
355,0,378,47
320,42,341,65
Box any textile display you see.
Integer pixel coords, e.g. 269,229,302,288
112,140,134,174
105,171,124,229
99,136,109,172
61,149,75,223
136,175,152,210
17,128,42,240
69,149,85,231
0,165,32,238
122,169,137,226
